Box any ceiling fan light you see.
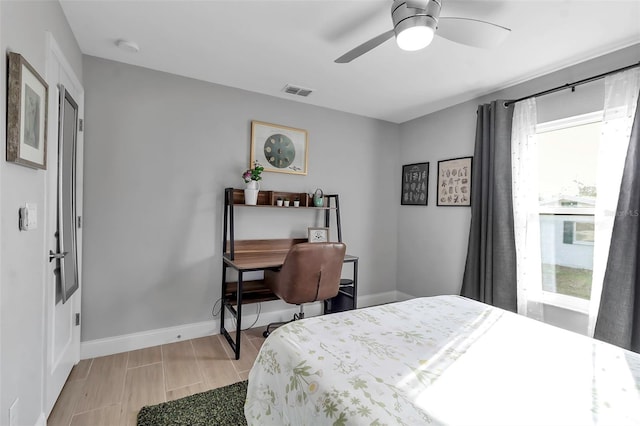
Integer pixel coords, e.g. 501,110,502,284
396,25,434,51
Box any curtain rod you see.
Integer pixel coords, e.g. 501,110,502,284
504,61,640,107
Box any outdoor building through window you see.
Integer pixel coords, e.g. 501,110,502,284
536,113,601,309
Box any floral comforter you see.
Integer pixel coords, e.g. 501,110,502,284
244,295,640,425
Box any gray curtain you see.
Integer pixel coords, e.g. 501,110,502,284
461,100,517,312
594,94,640,353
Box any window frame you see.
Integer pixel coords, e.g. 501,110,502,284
534,111,602,314
572,221,595,246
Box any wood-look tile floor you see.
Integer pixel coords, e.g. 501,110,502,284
47,327,266,426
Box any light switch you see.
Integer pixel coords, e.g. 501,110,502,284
26,204,37,229
19,203,37,231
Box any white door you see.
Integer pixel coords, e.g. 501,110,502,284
44,33,84,416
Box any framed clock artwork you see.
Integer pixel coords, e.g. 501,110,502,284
250,120,308,175
308,227,330,243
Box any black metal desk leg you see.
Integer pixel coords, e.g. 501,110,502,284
353,259,358,309
235,272,243,360
220,263,227,333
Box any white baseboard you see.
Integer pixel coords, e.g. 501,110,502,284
395,291,415,302
80,290,406,359
35,412,46,426
80,320,221,359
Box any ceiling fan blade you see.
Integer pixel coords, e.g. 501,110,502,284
335,29,395,63
437,17,511,49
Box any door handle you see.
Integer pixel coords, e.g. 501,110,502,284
49,250,68,262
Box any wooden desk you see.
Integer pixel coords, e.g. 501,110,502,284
220,239,358,359
224,238,305,269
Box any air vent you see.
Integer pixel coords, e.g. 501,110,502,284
282,84,314,97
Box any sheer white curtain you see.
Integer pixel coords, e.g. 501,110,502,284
511,98,543,320
588,68,640,336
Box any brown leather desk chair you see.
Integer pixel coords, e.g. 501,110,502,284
263,242,346,337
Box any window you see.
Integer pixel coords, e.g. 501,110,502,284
572,221,595,245
562,220,595,246
536,112,601,310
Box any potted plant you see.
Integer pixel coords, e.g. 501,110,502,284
293,197,300,207
242,161,263,187
276,197,283,207
283,197,290,207
242,162,264,205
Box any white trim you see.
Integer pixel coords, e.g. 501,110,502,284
536,110,602,133
395,291,415,302
540,291,590,314
0,1,4,417
538,207,594,215
81,319,221,359
34,412,47,426
43,32,85,417
0,138,3,426
360,290,402,307
533,110,600,318
46,32,83,93
81,291,402,359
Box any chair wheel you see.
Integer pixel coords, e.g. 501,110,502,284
263,330,270,338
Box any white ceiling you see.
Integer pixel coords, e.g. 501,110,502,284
59,0,640,124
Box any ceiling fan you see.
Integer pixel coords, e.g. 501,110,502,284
335,0,511,63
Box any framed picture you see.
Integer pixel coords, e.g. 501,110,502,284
6,52,49,169
250,120,308,175
308,227,329,243
437,156,472,206
401,162,429,206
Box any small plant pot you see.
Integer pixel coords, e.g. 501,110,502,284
284,200,290,207
276,199,283,207
293,200,300,207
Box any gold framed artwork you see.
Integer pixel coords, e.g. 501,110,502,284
437,156,472,206
308,227,329,243
250,120,308,175
6,52,49,169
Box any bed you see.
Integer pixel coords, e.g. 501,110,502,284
244,295,640,425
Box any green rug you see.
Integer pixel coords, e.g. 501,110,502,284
137,380,248,426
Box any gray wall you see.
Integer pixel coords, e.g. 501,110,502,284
0,1,82,424
397,44,640,298
70,43,640,344
81,56,400,341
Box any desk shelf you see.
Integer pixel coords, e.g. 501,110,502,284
224,280,277,305
228,188,333,208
